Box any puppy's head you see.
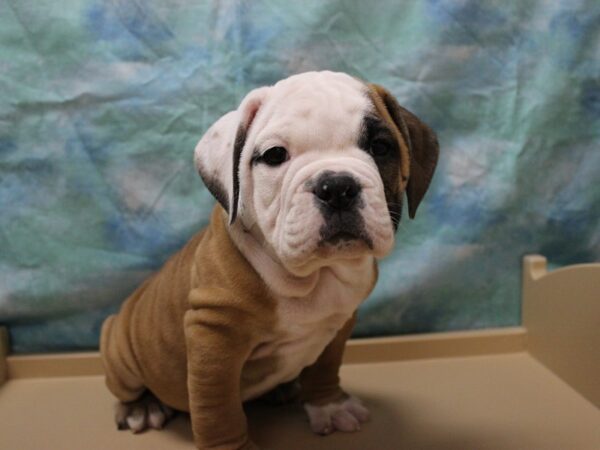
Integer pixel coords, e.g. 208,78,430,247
195,71,438,275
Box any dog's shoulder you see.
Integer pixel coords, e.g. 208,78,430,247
189,206,277,319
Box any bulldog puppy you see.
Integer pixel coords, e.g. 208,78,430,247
100,71,439,449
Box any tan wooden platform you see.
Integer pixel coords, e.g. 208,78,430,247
0,255,598,449
1,351,599,450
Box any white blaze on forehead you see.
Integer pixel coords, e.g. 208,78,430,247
248,71,369,153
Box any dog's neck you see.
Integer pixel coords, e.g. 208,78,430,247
228,219,373,299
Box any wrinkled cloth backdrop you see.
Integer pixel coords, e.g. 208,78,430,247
1,0,599,352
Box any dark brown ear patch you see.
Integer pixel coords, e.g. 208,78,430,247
394,104,439,219
365,83,439,220
358,115,403,230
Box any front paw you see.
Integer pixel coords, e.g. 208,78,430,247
303,395,370,435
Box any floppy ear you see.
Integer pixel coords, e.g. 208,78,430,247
194,87,270,224
368,84,439,219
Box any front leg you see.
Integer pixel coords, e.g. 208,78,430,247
300,312,370,435
184,307,258,450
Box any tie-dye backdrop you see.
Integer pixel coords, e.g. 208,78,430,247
1,1,599,353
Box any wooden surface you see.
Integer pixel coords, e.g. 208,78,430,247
344,326,526,364
0,327,7,386
6,351,104,379
1,353,599,450
523,255,600,408
5,327,527,379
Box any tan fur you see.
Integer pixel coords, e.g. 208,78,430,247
102,207,271,447
101,206,364,448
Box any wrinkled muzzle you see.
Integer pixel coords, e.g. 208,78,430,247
273,158,396,272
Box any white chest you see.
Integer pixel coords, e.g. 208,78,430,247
241,262,374,401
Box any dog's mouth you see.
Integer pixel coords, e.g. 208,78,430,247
326,231,361,244
315,230,372,260
318,214,374,251
320,230,369,246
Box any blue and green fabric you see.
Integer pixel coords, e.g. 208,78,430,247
1,0,599,352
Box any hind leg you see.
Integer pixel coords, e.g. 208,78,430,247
258,379,301,406
115,391,176,433
101,316,173,432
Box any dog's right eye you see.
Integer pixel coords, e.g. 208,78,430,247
370,138,393,157
260,146,289,166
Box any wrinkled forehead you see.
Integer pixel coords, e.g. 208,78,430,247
251,73,370,152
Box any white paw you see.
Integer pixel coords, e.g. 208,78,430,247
115,392,175,433
304,395,370,435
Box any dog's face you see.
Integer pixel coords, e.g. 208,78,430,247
195,71,438,275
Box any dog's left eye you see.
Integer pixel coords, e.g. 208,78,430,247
260,146,289,166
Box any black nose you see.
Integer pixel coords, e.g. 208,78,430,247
313,173,361,210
